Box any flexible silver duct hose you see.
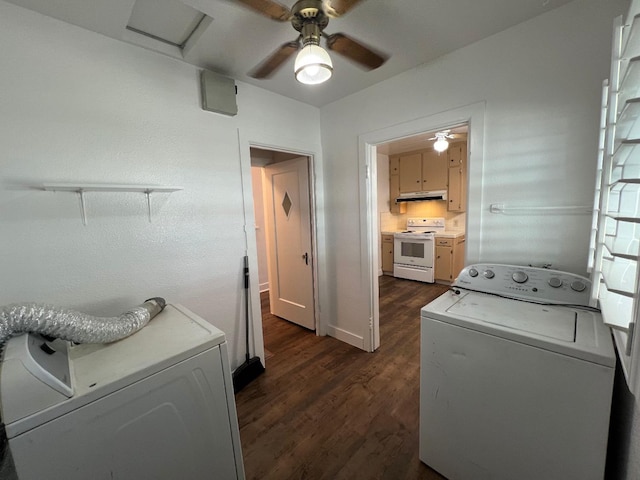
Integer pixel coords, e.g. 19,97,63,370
0,297,166,347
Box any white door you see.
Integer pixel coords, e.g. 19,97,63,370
264,157,315,330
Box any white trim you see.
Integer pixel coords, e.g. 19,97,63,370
237,129,325,366
359,102,486,353
259,283,269,293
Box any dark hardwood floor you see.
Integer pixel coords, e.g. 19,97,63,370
235,275,450,480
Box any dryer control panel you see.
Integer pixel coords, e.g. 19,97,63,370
453,264,592,305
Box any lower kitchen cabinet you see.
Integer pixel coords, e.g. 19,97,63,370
381,234,394,275
434,235,465,283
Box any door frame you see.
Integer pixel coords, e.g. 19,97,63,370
358,102,486,351
238,129,324,366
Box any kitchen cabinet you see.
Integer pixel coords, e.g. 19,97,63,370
398,152,422,193
381,234,395,275
422,149,448,191
448,143,467,212
389,156,400,175
388,157,406,214
434,235,465,283
395,149,448,194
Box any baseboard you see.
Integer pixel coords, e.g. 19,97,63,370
259,282,269,293
326,324,365,350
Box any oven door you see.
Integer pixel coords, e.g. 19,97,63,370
394,236,434,267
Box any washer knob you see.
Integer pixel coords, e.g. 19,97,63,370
512,271,528,284
483,270,495,279
548,277,563,288
468,268,478,277
570,280,587,292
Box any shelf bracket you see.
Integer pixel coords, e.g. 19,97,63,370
146,190,152,223
79,190,88,226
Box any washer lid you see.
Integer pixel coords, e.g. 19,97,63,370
447,293,576,341
422,291,615,367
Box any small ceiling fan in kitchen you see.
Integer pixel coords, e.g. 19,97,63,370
232,0,389,85
428,130,455,152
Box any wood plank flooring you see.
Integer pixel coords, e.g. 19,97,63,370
235,276,450,480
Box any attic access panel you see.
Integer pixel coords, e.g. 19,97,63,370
127,0,206,48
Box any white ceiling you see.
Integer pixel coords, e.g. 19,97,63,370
5,0,575,107
378,125,468,156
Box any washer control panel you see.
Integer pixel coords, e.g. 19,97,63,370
455,264,592,305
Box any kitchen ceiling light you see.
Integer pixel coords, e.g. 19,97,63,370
433,133,450,152
294,44,333,85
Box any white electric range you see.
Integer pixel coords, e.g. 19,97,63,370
393,217,445,282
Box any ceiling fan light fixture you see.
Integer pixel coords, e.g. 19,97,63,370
433,133,450,152
294,43,333,85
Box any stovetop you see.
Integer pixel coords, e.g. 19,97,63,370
394,230,436,238
395,218,446,237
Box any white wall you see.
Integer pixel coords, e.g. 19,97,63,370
320,1,640,477
319,0,625,338
0,0,322,372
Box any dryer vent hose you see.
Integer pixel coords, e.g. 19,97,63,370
0,297,166,348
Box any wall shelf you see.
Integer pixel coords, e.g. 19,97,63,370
41,183,183,225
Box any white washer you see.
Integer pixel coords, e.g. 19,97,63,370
420,264,615,480
1,304,245,480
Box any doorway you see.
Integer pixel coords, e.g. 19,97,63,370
374,125,469,343
250,147,317,340
359,102,486,351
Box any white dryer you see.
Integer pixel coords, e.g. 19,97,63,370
1,304,245,480
420,264,615,480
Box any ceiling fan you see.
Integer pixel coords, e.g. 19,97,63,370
233,0,388,84
428,130,455,152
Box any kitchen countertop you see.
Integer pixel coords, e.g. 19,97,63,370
435,231,465,239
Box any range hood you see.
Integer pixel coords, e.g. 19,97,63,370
396,190,447,203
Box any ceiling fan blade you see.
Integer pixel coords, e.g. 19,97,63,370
325,33,388,70
249,41,300,79
234,0,291,21
324,0,365,17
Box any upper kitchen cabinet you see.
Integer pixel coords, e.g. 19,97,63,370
422,150,449,191
389,156,406,214
448,142,467,212
395,149,448,194
398,152,423,193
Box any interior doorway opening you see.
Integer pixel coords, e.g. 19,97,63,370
249,147,318,357
359,101,485,352
374,124,469,343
